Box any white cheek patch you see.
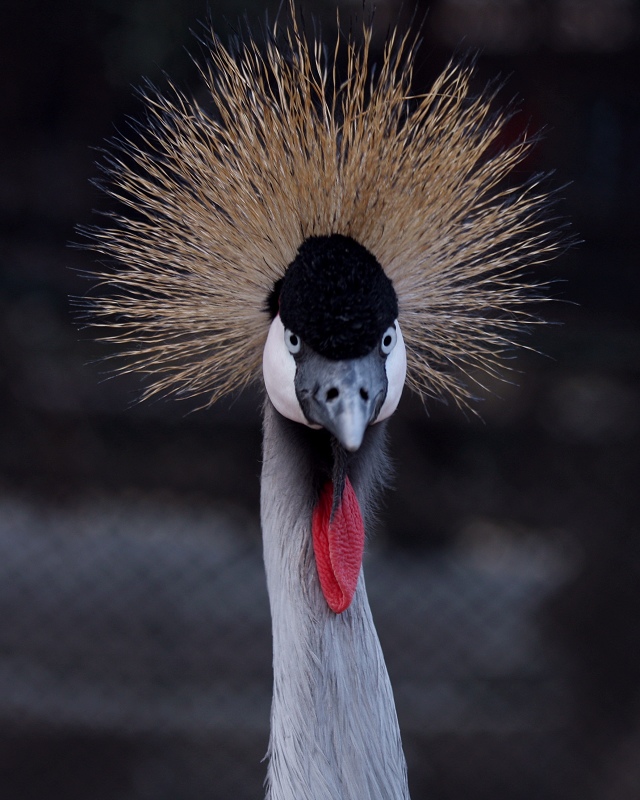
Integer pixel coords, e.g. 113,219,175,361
377,321,407,422
262,315,309,426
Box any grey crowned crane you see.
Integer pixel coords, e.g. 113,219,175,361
84,4,559,798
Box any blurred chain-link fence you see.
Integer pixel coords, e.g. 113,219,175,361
1,472,638,799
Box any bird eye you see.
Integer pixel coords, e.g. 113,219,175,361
284,329,302,355
380,325,397,355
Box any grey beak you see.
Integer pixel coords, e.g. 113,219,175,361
295,348,388,452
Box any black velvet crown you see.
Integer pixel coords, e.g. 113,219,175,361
271,234,398,360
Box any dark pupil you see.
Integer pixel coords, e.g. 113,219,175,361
383,335,392,348
289,334,299,347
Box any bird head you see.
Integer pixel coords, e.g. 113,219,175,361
262,234,407,451
82,3,560,434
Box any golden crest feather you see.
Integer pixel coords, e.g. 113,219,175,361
84,2,558,407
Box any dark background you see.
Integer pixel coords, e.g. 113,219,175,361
1,1,639,798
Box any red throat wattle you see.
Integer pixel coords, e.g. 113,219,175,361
312,477,364,613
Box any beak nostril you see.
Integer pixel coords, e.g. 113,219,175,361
360,388,369,401
326,387,339,402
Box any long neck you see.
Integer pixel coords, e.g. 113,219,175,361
260,400,410,800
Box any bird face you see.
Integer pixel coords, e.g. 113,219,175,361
262,235,407,451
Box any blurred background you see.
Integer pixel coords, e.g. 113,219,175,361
1,0,639,798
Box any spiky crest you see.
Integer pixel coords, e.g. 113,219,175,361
81,0,558,407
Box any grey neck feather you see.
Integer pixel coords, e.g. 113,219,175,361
261,399,410,800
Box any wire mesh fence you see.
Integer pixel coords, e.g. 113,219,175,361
2,481,637,800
